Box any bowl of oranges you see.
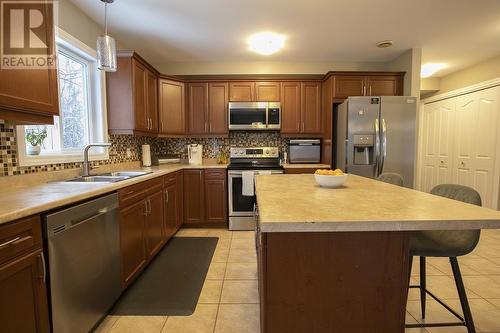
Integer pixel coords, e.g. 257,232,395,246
314,169,348,188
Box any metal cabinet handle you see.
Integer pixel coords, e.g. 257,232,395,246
165,190,169,203
40,252,46,283
160,121,163,132
0,236,20,249
363,84,366,96
369,85,372,96
144,200,148,216
209,123,212,132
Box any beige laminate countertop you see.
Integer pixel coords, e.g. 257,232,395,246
282,163,331,169
0,161,227,225
255,174,500,232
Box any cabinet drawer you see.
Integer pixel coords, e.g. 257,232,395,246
205,169,226,180
163,173,177,187
119,177,163,207
0,216,42,265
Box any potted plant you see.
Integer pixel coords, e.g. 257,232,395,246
25,128,47,156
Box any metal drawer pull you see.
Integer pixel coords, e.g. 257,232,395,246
165,190,169,203
0,236,21,249
71,210,108,227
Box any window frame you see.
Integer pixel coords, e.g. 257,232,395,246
17,27,109,167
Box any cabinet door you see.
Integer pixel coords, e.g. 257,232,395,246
145,191,164,259
0,251,49,333
119,200,147,288
164,182,178,240
208,82,229,134
366,75,402,96
301,82,322,134
229,82,255,101
0,2,59,123
332,75,365,99
176,171,185,229
183,170,205,224
255,82,280,102
133,62,148,131
188,83,209,134
146,70,158,133
280,82,301,134
204,178,227,224
159,79,186,135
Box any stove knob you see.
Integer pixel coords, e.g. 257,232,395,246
264,149,270,155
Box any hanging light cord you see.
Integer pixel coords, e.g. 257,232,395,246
104,2,108,36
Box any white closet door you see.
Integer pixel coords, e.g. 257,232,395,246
421,102,439,192
436,100,456,185
454,86,500,208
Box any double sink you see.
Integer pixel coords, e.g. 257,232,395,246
64,171,152,183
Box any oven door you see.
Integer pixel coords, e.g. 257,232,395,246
228,171,256,217
229,102,267,130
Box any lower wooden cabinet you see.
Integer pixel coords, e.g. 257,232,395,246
164,174,179,240
145,190,165,259
176,171,185,230
0,216,49,333
184,169,227,225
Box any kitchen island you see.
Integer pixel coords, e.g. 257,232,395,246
254,174,500,333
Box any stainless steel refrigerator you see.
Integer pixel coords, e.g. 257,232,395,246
335,96,417,188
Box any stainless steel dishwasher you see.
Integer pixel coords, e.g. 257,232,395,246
43,193,121,333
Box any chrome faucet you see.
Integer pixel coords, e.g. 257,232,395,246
82,143,112,177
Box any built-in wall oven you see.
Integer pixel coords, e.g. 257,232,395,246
227,147,283,230
228,102,281,130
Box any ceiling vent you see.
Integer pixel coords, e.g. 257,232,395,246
376,40,393,48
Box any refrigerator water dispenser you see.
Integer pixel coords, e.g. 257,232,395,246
353,135,374,165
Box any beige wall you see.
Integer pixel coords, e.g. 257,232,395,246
152,61,390,75
387,48,422,97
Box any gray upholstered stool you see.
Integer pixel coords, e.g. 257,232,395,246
377,173,404,186
407,184,481,333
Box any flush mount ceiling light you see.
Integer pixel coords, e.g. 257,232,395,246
376,40,393,48
247,32,286,56
421,63,447,78
96,0,117,72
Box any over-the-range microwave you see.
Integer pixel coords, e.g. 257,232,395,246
228,102,281,130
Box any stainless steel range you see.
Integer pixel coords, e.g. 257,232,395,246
228,147,283,230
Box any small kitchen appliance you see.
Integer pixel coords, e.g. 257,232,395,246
289,139,321,163
188,144,203,165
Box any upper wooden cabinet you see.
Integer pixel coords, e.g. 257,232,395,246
0,1,59,125
106,52,158,136
332,73,404,100
159,79,186,135
187,82,228,135
281,81,322,136
229,82,255,101
255,82,280,101
229,82,280,102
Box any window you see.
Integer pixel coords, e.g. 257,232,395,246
17,28,108,166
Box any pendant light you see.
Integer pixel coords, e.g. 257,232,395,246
96,0,117,72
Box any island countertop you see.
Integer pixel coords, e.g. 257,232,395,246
254,174,500,232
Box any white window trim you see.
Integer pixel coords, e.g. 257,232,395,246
17,27,109,167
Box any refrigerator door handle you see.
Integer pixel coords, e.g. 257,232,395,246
380,118,387,175
374,118,380,176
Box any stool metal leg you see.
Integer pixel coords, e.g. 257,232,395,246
450,257,476,333
420,256,427,319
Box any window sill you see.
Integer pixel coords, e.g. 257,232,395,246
17,152,109,167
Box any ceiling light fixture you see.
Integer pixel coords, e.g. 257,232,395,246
247,32,285,56
376,40,393,48
96,0,117,72
421,63,447,78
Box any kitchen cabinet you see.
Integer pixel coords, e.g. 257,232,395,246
281,82,322,136
188,82,228,135
0,216,49,333
145,190,164,259
229,82,255,101
256,82,280,101
164,174,179,240
184,170,205,224
0,2,59,125
159,79,186,135
332,73,404,100
106,51,158,136
176,171,185,229
204,169,227,223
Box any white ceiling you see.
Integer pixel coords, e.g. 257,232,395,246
70,0,500,77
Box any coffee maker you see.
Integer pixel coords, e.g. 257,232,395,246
188,144,203,165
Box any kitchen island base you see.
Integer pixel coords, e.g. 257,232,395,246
258,231,410,333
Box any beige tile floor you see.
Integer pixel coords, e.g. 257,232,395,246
95,228,500,333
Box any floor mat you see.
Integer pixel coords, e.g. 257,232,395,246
111,237,218,316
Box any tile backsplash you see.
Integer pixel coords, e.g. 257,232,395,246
0,120,291,177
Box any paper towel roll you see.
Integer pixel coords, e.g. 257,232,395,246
142,144,151,167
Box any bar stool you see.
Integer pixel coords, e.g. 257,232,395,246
377,173,404,186
407,184,481,333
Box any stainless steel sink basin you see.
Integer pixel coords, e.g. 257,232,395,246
62,171,152,183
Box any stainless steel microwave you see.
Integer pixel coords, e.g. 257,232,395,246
228,102,281,130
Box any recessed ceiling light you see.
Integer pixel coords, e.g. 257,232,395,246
247,32,285,56
376,40,393,48
421,63,447,78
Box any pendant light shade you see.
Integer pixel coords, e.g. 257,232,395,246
97,0,117,72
